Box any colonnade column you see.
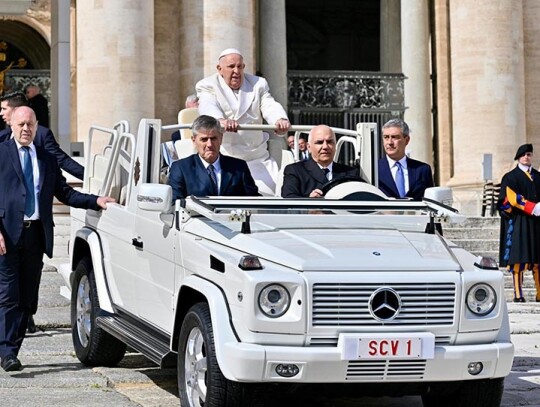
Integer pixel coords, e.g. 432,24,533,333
50,0,71,152
401,0,432,166
259,0,287,109
380,0,401,73
448,0,525,214
523,1,540,145
76,1,154,146
202,0,256,76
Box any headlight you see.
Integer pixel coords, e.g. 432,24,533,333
473,256,499,270
466,283,497,316
258,284,290,318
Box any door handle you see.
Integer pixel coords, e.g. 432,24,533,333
132,237,143,249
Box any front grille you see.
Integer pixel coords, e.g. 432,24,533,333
307,335,452,347
347,359,426,381
312,283,456,326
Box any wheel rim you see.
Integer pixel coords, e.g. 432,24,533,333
184,327,208,407
75,274,92,347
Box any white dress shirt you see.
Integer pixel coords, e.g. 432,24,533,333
317,162,334,181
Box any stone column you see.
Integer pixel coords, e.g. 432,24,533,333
50,0,71,152
202,0,256,77
155,0,181,128
401,0,433,165
448,0,525,214
76,1,154,149
401,0,432,166
433,0,453,185
523,1,540,148
380,0,401,73
259,0,287,109
179,0,204,111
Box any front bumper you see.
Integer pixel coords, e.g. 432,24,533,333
221,341,514,383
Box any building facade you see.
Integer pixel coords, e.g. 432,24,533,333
0,0,537,214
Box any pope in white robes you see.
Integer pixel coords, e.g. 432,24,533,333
196,48,290,195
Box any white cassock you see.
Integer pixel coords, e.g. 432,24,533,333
196,73,288,195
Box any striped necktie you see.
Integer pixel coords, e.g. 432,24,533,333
322,167,330,181
22,146,36,216
208,164,218,195
395,161,406,198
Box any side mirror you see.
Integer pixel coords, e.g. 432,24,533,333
137,183,172,213
423,186,453,206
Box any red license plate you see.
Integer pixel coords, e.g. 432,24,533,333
358,337,423,359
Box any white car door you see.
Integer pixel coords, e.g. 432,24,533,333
132,207,176,331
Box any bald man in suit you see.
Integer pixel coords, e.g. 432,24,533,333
0,107,114,371
281,125,361,198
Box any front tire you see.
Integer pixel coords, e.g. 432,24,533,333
178,302,266,407
422,378,504,407
71,257,126,366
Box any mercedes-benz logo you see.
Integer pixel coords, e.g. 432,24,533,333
368,287,402,321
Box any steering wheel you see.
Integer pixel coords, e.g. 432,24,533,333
320,175,367,195
321,176,388,201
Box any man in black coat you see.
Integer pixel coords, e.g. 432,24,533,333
0,91,84,180
281,125,360,198
0,107,115,371
25,85,49,128
498,143,540,303
168,115,259,200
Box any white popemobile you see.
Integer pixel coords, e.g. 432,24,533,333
58,119,514,407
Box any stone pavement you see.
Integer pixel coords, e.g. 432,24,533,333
1,267,539,407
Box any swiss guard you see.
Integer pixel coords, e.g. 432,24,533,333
499,143,540,302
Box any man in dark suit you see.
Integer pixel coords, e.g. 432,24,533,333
1,92,85,334
281,125,360,198
0,107,114,371
168,115,259,201
0,91,84,180
377,119,434,201
25,84,49,128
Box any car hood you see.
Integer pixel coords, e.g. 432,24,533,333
189,221,460,272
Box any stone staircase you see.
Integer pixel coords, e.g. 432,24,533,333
444,216,538,303
443,216,500,259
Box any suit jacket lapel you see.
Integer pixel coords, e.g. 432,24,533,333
219,156,233,194
237,75,256,119
406,158,416,196
193,155,213,195
36,146,47,193
306,159,328,184
216,74,239,117
380,159,399,196
7,139,24,183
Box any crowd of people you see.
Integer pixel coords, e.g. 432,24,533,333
2,47,538,374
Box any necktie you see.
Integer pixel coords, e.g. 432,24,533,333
323,167,331,181
22,146,36,216
208,164,218,195
395,161,406,198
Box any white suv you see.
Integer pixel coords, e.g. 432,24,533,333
58,119,513,407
